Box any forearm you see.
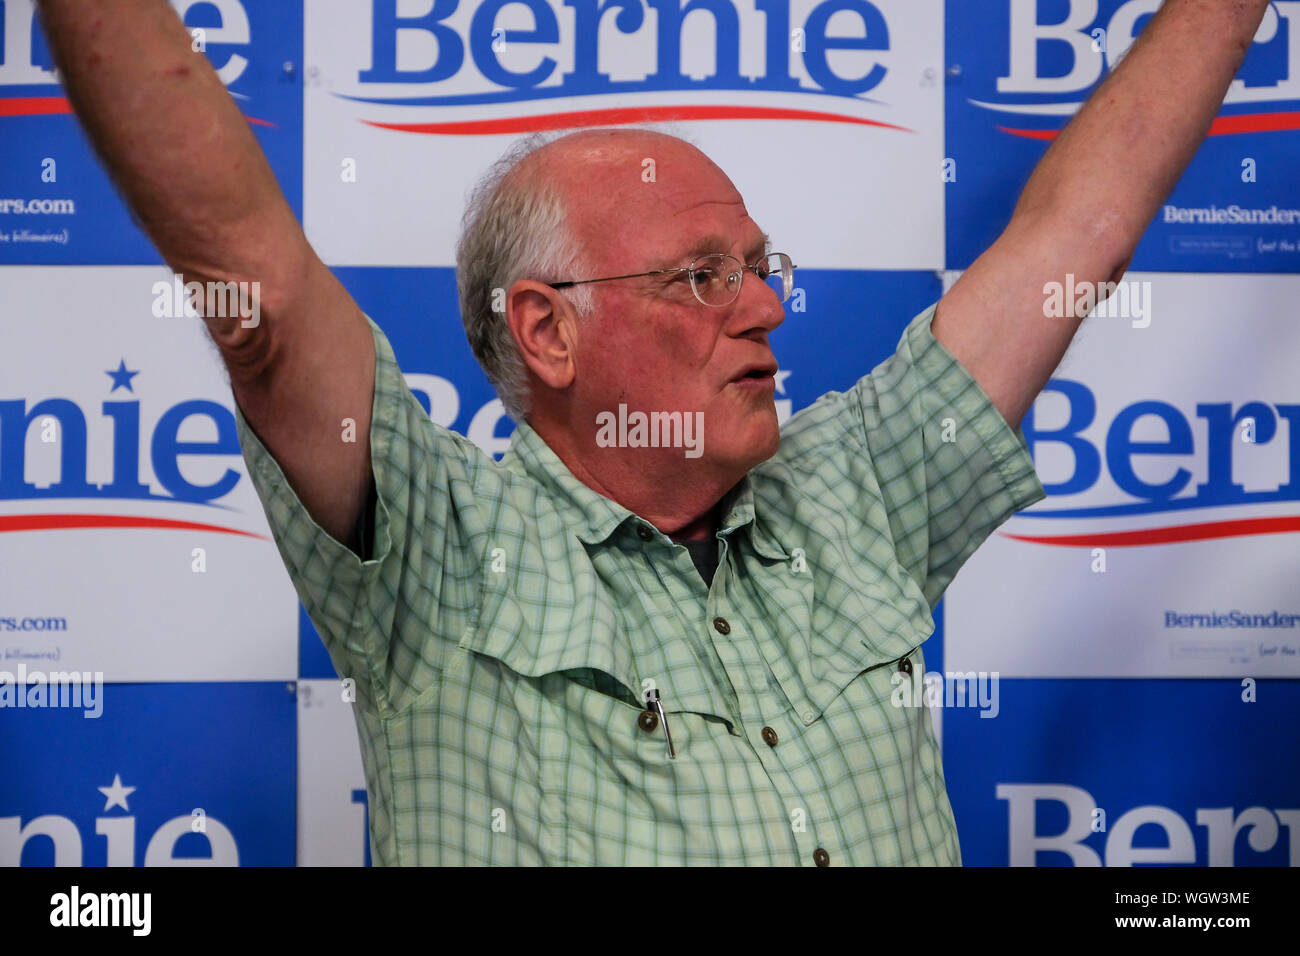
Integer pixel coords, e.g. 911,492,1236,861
1013,0,1271,266
38,0,303,290
40,1,378,547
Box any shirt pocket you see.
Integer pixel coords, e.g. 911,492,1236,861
741,548,934,726
535,671,791,865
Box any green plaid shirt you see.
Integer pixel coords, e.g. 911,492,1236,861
234,302,1045,866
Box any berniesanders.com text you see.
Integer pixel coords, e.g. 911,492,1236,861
1164,610,1300,628
0,197,76,214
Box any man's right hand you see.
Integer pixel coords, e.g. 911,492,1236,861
38,0,376,548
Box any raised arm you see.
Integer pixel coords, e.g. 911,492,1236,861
933,0,1272,430
38,0,375,547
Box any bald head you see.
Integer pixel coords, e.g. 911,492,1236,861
506,128,741,278
510,127,703,191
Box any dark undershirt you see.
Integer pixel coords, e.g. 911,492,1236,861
680,536,719,587
348,474,377,561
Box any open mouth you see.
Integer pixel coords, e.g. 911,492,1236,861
731,364,778,384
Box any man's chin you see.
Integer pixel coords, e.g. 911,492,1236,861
752,425,782,467
717,418,781,474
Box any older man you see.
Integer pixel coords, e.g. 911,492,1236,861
41,0,1271,864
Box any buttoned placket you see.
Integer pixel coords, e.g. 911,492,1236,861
625,521,739,729
624,513,836,865
705,528,836,866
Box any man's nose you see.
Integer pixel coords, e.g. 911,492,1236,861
729,271,786,337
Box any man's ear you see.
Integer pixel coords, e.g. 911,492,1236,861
506,280,578,391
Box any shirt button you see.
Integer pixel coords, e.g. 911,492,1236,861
898,655,913,676
713,617,731,635
802,711,815,725
813,848,830,867
637,709,659,733
637,525,654,542
761,726,779,747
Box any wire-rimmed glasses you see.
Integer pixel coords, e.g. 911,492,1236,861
549,252,797,307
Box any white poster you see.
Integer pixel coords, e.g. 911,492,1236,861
0,266,298,681
946,272,1300,678
303,0,944,269
297,678,369,866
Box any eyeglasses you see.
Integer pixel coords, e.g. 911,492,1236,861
549,252,797,308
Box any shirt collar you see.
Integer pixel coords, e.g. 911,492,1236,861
716,476,790,562
501,419,635,545
502,419,791,561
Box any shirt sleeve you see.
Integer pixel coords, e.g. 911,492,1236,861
232,313,492,717
778,301,1047,609
852,301,1046,607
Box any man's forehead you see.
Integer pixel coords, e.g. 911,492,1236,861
607,210,767,272
673,229,771,261
640,189,769,265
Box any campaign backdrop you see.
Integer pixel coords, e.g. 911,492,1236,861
2,0,1297,867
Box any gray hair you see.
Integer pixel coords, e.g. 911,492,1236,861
455,131,594,422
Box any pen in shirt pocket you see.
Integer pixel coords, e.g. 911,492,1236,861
644,687,676,759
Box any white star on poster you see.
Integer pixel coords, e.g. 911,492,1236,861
98,774,136,812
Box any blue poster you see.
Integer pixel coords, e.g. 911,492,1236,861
946,0,1300,272
944,677,1300,866
0,680,296,866
0,0,302,264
